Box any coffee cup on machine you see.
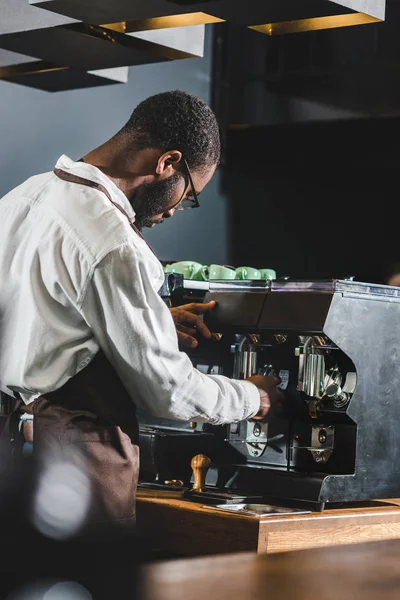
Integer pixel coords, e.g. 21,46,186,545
164,261,203,280
259,268,277,280
235,266,261,280
200,264,236,281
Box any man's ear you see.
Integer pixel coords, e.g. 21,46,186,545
156,150,182,175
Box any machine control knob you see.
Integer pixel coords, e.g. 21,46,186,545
191,454,211,492
325,383,341,398
325,383,349,407
253,423,262,437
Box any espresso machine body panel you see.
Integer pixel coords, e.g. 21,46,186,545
318,288,400,501
203,280,400,505
203,290,267,331
258,292,333,332
141,278,400,507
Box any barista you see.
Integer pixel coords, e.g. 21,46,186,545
0,90,283,530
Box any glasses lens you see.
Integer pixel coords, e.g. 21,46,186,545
178,197,197,210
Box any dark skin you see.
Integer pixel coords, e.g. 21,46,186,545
82,137,284,420
83,140,216,227
169,301,216,349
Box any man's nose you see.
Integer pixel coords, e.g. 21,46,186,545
163,208,176,219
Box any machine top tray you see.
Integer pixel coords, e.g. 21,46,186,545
183,279,400,299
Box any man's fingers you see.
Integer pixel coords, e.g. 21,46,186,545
170,303,216,341
177,330,198,348
200,301,217,312
180,301,217,314
179,311,212,339
176,324,197,335
246,374,281,392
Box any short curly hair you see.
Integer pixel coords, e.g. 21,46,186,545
120,90,221,171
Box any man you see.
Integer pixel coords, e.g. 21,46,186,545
0,90,283,530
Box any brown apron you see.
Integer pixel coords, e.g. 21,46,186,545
24,350,139,526
2,167,151,530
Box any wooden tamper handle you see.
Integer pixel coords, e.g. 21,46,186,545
191,454,211,492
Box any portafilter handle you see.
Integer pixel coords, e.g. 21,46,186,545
191,454,211,492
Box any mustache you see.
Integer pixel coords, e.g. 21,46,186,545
134,216,164,231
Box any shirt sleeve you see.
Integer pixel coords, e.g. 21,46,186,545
79,241,260,425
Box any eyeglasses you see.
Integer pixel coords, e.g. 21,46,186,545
174,159,200,211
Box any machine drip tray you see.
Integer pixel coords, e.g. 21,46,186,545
207,503,311,517
182,490,399,512
205,500,398,517
138,482,398,513
181,487,265,504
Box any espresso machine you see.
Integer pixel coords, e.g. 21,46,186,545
139,278,400,510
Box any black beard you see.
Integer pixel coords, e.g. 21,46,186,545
132,172,182,231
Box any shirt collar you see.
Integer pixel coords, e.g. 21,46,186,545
55,154,136,221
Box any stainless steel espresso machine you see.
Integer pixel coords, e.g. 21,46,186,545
140,278,400,510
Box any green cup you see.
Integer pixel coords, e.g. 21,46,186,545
235,266,261,280
164,261,203,280
259,268,277,280
200,264,236,281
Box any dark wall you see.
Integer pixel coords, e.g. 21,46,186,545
210,8,400,281
212,8,400,132
223,118,400,282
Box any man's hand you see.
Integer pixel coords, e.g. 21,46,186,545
169,301,217,348
246,374,285,421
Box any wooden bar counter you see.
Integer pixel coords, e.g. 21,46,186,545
136,488,400,557
141,537,400,600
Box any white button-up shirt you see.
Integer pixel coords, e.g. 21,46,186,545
0,155,260,424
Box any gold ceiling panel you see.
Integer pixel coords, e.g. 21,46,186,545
250,13,381,36
103,13,224,34
0,58,129,91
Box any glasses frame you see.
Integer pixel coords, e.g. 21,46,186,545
173,159,200,211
